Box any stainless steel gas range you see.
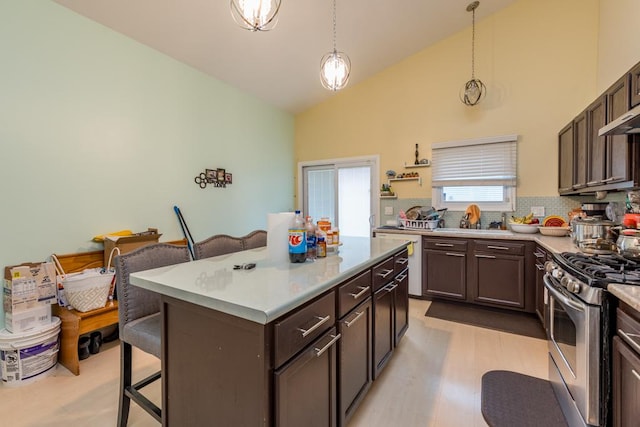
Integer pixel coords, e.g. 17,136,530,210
544,252,640,427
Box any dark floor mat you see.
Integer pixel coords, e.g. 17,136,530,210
425,300,546,340
481,370,568,427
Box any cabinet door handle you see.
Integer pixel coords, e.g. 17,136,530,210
435,243,454,247
385,283,398,293
633,369,640,382
396,273,408,282
618,329,640,354
345,311,365,328
348,286,370,299
396,258,409,266
586,180,601,186
475,254,496,259
376,269,394,279
603,176,624,183
446,252,465,257
487,245,510,251
535,264,545,271
297,315,331,338
314,334,341,357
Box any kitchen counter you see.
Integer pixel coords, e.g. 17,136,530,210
374,227,640,311
130,236,408,324
374,227,577,254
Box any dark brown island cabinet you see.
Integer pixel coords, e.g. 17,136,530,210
612,302,640,427
422,236,536,313
153,245,409,427
558,60,640,195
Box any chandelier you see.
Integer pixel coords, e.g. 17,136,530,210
460,1,486,106
320,0,351,91
230,0,281,32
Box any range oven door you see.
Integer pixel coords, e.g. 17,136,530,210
544,274,601,426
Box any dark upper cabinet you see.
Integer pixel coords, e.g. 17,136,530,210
573,111,588,190
587,95,607,186
558,122,574,194
606,74,631,184
631,61,640,108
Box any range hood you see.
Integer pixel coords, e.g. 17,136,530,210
599,103,640,136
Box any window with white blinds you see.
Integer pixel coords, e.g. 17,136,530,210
431,135,518,212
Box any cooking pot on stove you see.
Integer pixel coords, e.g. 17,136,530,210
571,217,619,253
617,230,640,260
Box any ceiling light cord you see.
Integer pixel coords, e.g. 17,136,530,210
471,5,476,79
320,0,351,91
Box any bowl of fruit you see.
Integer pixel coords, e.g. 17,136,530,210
509,214,540,234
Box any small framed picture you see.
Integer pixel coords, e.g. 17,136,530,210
225,173,233,184
205,169,217,183
217,168,226,182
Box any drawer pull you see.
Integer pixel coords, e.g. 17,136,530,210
446,252,465,257
348,286,370,299
535,264,545,271
314,334,341,357
385,283,398,293
633,369,640,382
298,315,331,338
376,269,394,279
618,329,640,354
487,245,510,251
396,258,409,266
396,273,407,282
345,311,365,328
435,243,454,247
475,254,496,259
533,251,545,258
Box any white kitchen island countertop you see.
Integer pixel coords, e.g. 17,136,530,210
130,236,408,325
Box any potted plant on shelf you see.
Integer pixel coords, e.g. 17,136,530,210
381,184,394,197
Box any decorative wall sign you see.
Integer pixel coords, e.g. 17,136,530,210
194,168,233,189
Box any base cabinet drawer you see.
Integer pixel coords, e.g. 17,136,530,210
338,298,372,426
275,327,340,427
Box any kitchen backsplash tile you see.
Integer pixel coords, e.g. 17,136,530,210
380,193,626,228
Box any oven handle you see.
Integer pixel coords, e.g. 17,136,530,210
544,275,585,313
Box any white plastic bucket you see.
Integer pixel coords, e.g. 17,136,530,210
0,317,60,387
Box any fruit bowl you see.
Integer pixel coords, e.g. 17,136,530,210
509,222,540,234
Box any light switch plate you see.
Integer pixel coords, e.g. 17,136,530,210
384,206,394,215
531,206,545,217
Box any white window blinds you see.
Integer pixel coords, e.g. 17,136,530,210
431,135,518,187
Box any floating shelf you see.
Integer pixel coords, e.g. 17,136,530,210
404,161,430,168
388,177,422,186
380,195,398,199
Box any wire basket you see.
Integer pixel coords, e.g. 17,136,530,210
400,218,439,230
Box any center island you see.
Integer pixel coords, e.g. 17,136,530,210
130,236,410,426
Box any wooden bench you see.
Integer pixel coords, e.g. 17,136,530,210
52,239,187,375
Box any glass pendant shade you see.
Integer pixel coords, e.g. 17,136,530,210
230,0,281,32
320,50,351,91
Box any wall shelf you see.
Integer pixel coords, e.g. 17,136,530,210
404,161,430,168
380,195,398,199
389,177,422,186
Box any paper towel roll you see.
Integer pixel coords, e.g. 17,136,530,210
267,212,295,262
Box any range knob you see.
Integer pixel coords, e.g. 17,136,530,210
552,268,564,279
561,276,581,293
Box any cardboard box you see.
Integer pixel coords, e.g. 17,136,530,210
5,304,52,333
103,229,161,266
3,262,57,313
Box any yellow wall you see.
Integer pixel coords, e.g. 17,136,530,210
295,0,601,200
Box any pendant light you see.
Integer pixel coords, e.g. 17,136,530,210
460,1,486,106
320,0,350,91
230,0,281,32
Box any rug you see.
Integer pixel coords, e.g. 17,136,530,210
425,300,546,340
481,370,568,427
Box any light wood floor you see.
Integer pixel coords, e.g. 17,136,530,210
0,299,548,426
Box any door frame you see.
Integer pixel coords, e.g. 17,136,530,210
297,155,380,231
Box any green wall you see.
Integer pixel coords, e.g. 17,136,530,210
0,2,294,328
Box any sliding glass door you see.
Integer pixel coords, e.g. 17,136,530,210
300,157,378,238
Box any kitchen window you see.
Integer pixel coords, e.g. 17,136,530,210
431,135,518,212
299,156,379,237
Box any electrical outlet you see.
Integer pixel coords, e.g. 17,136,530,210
384,206,394,215
531,206,545,217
